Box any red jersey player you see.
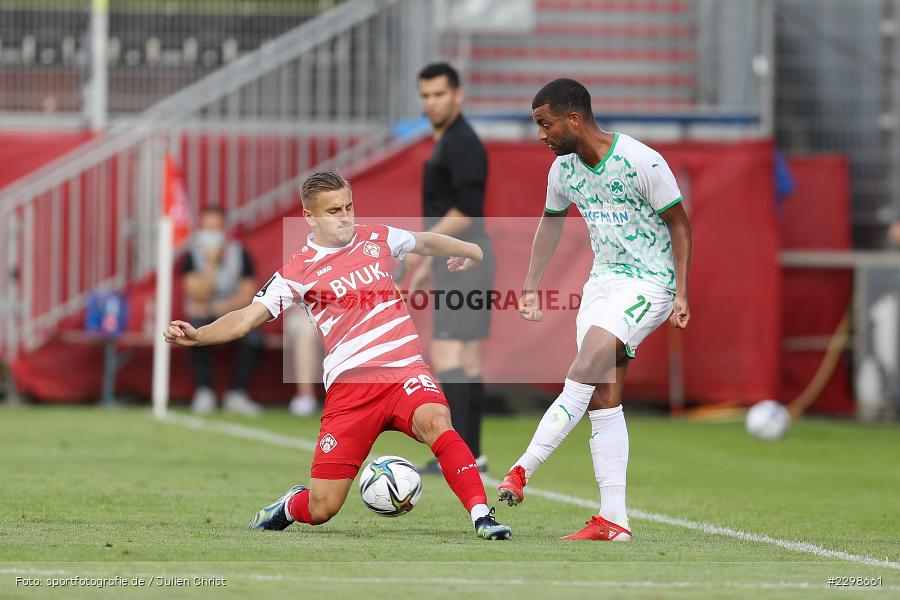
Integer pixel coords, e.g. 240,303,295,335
163,170,511,540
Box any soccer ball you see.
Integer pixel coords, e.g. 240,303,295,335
745,400,791,442
359,455,422,517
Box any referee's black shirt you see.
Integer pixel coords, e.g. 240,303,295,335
422,114,488,242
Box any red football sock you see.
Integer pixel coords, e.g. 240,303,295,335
286,489,320,525
431,430,488,512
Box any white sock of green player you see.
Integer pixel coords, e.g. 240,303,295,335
588,405,629,528
512,379,594,478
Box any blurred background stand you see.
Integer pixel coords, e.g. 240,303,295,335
781,249,900,422
1,359,23,406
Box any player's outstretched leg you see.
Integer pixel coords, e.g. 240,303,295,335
412,402,511,540
248,484,307,530
249,478,351,530
498,378,595,506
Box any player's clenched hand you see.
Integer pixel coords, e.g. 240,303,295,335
447,256,480,272
518,290,543,322
670,295,690,329
163,320,200,346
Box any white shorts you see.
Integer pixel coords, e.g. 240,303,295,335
575,275,674,358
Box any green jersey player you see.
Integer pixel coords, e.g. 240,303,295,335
499,79,692,541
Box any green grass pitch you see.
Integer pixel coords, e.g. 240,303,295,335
1,406,897,598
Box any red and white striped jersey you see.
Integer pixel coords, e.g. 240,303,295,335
253,223,424,389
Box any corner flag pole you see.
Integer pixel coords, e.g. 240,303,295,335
152,216,174,419
152,155,191,419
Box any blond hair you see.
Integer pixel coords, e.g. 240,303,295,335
300,170,350,207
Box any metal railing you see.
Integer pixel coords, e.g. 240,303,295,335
0,0,434,362
0,0,347,122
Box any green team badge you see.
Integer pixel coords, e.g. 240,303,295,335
608,178,625,197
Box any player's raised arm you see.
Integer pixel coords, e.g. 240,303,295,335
409,231,483,272
163,302,271,347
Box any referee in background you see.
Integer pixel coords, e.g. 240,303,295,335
408,62,494,474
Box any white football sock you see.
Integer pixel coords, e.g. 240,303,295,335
470,503,490,525
512,379,594,479
588,405,629,528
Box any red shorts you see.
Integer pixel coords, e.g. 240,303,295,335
311,367,448,480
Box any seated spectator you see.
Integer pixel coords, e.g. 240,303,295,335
182,206,262,415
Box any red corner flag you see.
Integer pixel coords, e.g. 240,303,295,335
163,154,191,247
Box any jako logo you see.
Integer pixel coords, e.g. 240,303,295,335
316,265,333,276
319,433,338,453
456,463,477,475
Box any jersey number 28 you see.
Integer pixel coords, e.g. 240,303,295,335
404,374,439,396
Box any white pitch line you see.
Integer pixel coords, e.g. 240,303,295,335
3,568,896,592
160,413,900,572
479,477,900,573
160,413,318,453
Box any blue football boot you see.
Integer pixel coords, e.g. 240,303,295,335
248,484,307,530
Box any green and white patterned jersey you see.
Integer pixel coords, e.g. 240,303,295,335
545,132,683,293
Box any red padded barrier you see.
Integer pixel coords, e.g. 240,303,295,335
14,138,808,408
778,156,853,415
0,131,93,188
